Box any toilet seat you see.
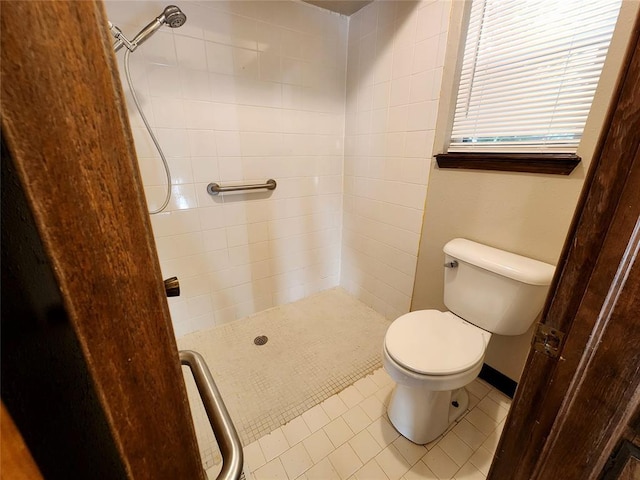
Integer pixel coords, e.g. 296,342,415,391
385,310,489,376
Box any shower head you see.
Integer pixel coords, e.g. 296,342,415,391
161,5,187,28
128,5,187,49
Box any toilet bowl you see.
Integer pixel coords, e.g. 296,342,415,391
382,238,555,445
383,310,490,444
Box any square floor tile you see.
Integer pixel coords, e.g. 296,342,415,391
258,427,289,462
325,417,355,448
404,460,439,480
481,430,502,455
360,396,385,421
375,445,412,480
303,457,341,480
451,420,486,451
423,445,459,479
253,458,288,480
375,384,394,406
303,429,335,464
392,435,427,465
354,376,379,398
322,395,349,420
339,386,365,409
370,368,393,388
328,443,363,480
349,430,383,464
343,405,373,434
469,446,493,476
303,404,331,433
464,409,497,436
487,390,511,410
467,393,480,411
438,432,474,467
280,442,313,479
367,417,400,449
476,397,508,423
354,459,389,480
453,461,485,480
244,441,266,472
282,416,312,447
465,381,490,399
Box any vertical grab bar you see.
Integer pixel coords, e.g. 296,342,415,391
180,350,243,480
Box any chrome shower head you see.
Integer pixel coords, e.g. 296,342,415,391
128,5,187,49
161,5,187,28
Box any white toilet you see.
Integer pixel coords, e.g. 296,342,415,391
383,238,555,444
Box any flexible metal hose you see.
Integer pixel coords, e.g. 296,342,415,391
123,49,171,215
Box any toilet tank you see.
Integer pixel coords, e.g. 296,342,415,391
443,239,555,336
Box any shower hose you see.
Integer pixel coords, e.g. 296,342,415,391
123,49,172,215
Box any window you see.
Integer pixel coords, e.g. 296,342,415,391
437,0,622,174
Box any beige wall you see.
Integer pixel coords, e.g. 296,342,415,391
411,0,640,381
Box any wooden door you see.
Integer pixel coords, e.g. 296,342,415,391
1,2,205,478
488,12,640,480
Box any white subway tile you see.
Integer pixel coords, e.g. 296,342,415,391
188,130,217,157
140,31,177,66
180,69,212,101
392,45,415,79
150,209,200,237
187,294,213,317
175,35,207,71
156,128,189,157
151,96,186,129
183,100,216,130
168,184,198,211
233,47,259,78
147,64,182,98
205,41,235,75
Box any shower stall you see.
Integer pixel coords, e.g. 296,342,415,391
107,0,348,338
105,0,445,474
105,0,433,337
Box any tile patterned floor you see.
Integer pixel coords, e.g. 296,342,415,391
224,370,511,480
179,288,391,469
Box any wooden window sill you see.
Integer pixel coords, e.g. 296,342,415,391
435,152,581,175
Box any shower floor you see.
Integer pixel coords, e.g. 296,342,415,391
177,287,391,469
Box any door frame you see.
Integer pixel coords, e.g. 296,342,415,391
489,11,640,480
1,2,205,478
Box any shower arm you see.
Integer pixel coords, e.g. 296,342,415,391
108,21,134,53
109,19,163,53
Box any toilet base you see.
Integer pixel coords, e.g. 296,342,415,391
387,385,469,444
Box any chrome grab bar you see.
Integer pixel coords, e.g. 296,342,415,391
206,179,277,196
180,350,243,480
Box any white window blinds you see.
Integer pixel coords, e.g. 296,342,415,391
449,0,622,153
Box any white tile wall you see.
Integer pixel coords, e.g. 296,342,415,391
106,0,451,334
340,0,451,319
105,0,348,335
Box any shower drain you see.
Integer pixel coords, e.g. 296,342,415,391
253,335,268,346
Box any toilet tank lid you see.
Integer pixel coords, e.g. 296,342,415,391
444,238,555,286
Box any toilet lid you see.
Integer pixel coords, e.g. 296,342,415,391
385,310,488,376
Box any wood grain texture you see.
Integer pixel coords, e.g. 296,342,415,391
535,146,640,478
2,137,129,479
489,13,640,480
435,152,581,175
0,403,43,480
1,2,204,478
